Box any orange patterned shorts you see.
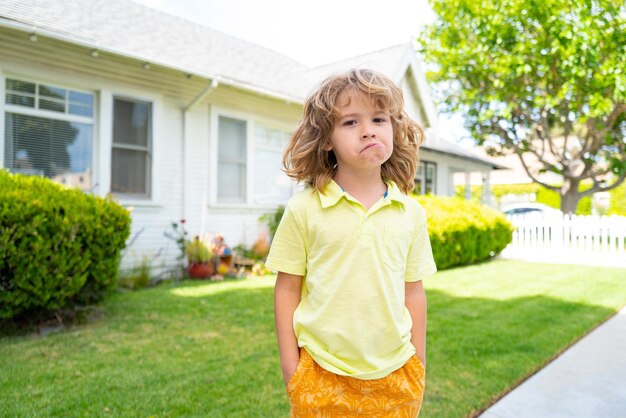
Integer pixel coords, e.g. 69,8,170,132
286,349,425,417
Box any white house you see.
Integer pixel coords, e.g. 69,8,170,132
0,0,502,272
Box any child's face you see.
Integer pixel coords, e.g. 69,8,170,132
327,90,393,173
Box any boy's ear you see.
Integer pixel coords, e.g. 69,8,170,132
323,142,333,152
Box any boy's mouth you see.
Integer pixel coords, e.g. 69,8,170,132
362,143,380,151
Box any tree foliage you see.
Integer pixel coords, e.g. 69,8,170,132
419,0,626,213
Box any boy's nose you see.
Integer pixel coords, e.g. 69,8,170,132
361,126,376,139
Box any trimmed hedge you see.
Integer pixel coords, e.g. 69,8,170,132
415,195,514,270
454,183,594,215
607,182,626,216
0,170,131,320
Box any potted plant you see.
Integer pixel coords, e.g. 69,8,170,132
185,237,215,279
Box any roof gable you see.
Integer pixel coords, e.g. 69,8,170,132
307,43,413,83
306,43,438,127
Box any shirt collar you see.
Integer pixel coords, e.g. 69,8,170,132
385,180,406,206
319,179,406,209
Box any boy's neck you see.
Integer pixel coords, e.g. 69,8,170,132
333,168,387,210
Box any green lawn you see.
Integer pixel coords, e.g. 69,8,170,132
1,259,625,417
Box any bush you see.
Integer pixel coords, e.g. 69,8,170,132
535,187,592,215
608,182,626,216
454,183,593,215
415,195,514,270
0,170,131,320
260,206,285,241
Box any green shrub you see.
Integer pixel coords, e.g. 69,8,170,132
455,183,593,214
534,187,560,209
608,182,626,216
415,195,514,270
260,206,285,241
0,170,131,320
535,187,592,215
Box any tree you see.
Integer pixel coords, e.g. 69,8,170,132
419,0,626,214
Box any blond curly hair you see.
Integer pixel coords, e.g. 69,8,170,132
283,69,425,194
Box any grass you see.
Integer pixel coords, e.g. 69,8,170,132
1,259,625,417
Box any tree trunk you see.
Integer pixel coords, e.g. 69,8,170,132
560,189,581,215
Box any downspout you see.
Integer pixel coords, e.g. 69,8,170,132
181,78,219,225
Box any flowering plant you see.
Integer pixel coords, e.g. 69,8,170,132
185,236,214,264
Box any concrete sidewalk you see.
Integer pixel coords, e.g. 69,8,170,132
480,306,626,418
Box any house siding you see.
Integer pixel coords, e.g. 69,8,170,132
399,74,428,128
199,90,301,251
0,24,498,276
0,26,301,275
420,149,496,198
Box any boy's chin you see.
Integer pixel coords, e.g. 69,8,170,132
362,151,392,166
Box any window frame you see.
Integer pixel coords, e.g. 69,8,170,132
216,114,248,204
251,124,294,205
110,95,153,200
210,106,296,208
0,69,162,206
1,75,96,191
415,160,437,195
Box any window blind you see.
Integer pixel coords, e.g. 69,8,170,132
4,78,94,191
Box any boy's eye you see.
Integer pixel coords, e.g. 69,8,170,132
342,120,357,126
373,117,388,123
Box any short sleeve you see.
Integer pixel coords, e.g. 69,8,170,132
265,204,307,276
405,206,437,282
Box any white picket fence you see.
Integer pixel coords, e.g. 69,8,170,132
500,213,626,268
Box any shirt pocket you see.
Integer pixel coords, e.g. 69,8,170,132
383,226,413,272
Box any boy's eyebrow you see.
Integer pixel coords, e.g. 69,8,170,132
337,110,388,119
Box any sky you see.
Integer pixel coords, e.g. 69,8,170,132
131,0,437,66
130,0,470,145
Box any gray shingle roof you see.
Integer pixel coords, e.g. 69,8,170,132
0,0,497,168
0,0,311,100
424,137,507,169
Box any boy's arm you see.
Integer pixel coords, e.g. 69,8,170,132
405,280,427,368
274,271,303,386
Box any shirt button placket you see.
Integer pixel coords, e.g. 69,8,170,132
361,215,374,237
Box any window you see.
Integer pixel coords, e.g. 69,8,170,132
252,126,292,204
3,78,94,191
217,116,247,203
111,97,152,198
216,115,294,205
414,160,436,195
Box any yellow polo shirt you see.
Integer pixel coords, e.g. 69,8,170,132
266,179,437,380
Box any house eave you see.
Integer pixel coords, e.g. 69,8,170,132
421,145,508,170
0,16,304,105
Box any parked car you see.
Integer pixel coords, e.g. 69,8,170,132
501,203,562,218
